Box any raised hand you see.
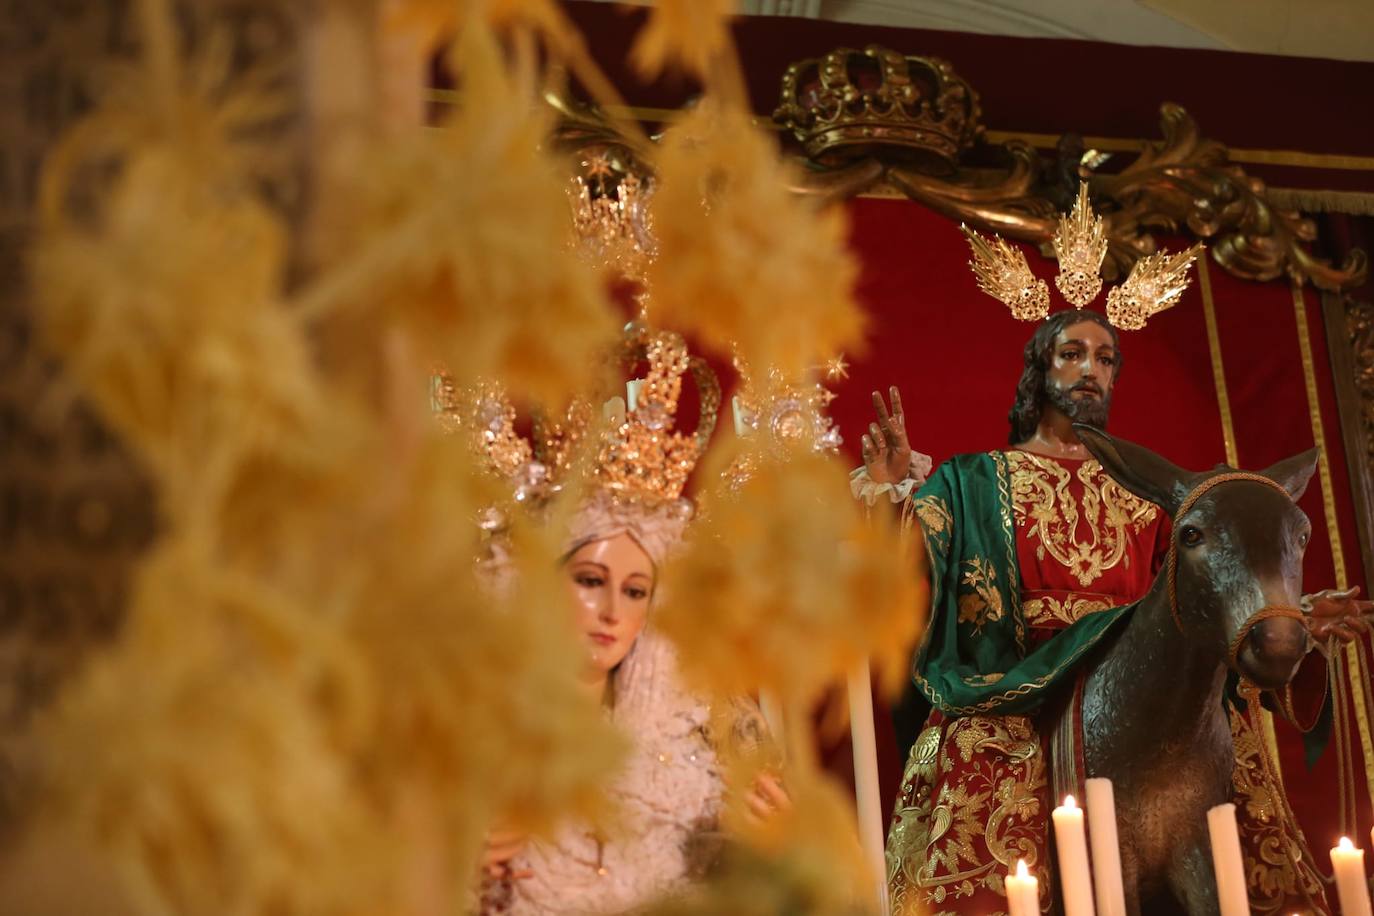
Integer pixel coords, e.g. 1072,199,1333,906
861,386,911,485
742,770,791,825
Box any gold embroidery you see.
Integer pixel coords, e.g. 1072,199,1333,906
909,725,942,783
1007,451,1159,588
1230,705,1330,914
887,715,1048,915
990,451,1026,654
914,494,953,537
958,557,1004,632
1023,595,1111,627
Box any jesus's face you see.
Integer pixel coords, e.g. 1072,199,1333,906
1043,320,1119,429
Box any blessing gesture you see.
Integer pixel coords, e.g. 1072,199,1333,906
861,387,911,485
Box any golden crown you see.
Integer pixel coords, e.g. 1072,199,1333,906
434,326,719,507
962,182,1203,329
595,326,719,504
773,46,982,173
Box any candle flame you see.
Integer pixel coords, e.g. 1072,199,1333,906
1016,859,1030,878
1338,836,1356,851
1063,794,1077,808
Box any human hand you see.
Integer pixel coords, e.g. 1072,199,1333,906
743,771,791,824
861,387,911,485
480,829,531,881
1305,586,1373,644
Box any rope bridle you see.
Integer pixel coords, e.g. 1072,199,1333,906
1163,472,1306,668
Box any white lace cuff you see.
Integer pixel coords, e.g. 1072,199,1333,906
849,452,934,507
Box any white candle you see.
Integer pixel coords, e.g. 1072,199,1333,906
846,663,888,914
1052,795,1096,916
1331,837,1373,916
1005,858,1040,916
1085,778,1127,916
1206,803,1249,916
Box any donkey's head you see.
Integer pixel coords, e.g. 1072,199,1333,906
1076,425,1319,689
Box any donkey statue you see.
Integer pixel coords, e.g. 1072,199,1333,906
1076,424,1320,915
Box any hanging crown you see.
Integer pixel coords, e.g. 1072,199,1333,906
962,182,1203,329
773,46,982,174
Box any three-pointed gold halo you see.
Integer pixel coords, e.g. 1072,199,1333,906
960,182,1204,330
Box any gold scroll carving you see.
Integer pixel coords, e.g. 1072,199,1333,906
771,46,1366,291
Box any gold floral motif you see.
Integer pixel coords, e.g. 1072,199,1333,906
1007,451,1159,588
914,494,954,538
909,725,943,784
1023,594,1111,627
958,557,1004,632
887,715,1048,915
1230,706,1330,915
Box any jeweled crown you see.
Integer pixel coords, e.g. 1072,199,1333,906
773,45,982,173
595,327,719,504
434,326,719,507
961,182,1203,329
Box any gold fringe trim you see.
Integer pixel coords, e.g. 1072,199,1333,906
1199,260,1240,468
1267,187,1374,216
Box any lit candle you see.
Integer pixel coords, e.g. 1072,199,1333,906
1085,778,1126,916
1005,859,1040,916
1052,795,1096,916
1206,803,1249,916
1331,837,1372,916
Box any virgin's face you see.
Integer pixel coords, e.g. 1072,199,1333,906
563,533,655,677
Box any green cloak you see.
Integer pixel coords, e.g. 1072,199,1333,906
909,451,1136,716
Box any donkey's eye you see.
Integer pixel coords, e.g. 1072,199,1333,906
1298,531,1310,548
1179,526,1204,548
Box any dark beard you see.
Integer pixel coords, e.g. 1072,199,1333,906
1046,382,1111,429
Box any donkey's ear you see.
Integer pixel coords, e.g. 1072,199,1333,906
1073,424,1192,515
1261,448,1319,500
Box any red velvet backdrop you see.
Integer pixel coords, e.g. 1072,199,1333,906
830,195,1372,880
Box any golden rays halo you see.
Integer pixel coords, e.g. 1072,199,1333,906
1052,182,1109,306
962,182,1203,329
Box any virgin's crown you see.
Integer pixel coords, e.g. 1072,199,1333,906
594,326,719,504
435,326,719,507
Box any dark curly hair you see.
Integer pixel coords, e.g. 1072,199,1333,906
1007,310,1121,445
